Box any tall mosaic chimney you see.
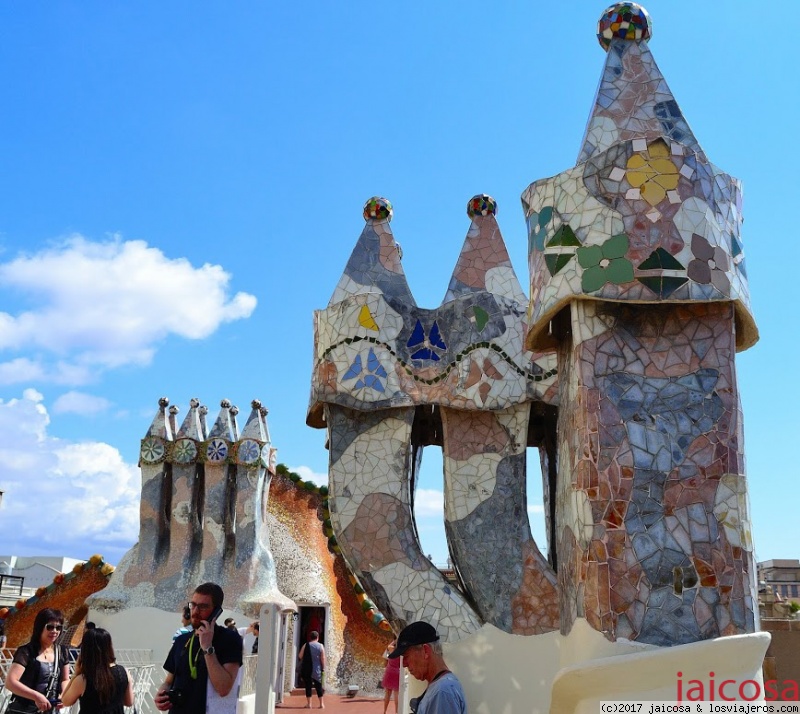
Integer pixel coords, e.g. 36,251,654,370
523,2,758,645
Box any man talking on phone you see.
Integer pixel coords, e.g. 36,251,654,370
155,582,243,713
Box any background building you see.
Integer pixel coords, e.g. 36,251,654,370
0,555,83,591
759,559,800,605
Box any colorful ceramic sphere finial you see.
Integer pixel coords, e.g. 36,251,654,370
597,2,652,51
362,196,393,222
467,194,497,218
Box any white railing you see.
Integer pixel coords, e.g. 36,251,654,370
125,663,156,714
0,649,16,714
0,649,156,714
239,654,258,698
115,649,154,667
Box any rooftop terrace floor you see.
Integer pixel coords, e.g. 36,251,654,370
278,691,386,714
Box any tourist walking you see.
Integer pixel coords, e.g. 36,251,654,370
298,630,326,709
381,639,400,714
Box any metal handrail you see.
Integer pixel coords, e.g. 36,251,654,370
0,577,24,598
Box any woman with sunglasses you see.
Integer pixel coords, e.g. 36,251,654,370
5,608,70,713
60,627,134,714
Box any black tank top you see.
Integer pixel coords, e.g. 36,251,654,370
78,665,129,714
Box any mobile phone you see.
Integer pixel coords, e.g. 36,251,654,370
208,606,223,624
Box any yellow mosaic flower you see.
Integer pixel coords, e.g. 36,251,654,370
625,139,679,206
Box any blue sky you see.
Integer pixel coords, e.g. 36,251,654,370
0,1,797,567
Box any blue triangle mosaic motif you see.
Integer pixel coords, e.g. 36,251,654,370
342,354,363,381
343,348,388,392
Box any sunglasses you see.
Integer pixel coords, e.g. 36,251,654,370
45,624,63,632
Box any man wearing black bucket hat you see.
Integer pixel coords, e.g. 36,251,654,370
388,622,466,714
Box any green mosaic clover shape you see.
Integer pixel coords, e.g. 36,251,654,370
577,233,634,292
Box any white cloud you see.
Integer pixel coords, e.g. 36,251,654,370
0,235,257,384
0,358,45,385
52,391,112,416
0,361,98,388
290,465,328,486
415,493,544,517
414,488,444,517
0,391,139,561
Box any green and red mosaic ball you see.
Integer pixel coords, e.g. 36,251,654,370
467,194,497,218
363,197,393,221
597,2,652,51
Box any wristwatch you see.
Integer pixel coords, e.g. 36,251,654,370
203,646,216,656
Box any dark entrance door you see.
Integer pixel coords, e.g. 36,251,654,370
295,606,326,688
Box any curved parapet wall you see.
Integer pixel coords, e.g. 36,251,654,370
267,465,393,694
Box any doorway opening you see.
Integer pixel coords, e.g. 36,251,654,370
293,605,327,689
